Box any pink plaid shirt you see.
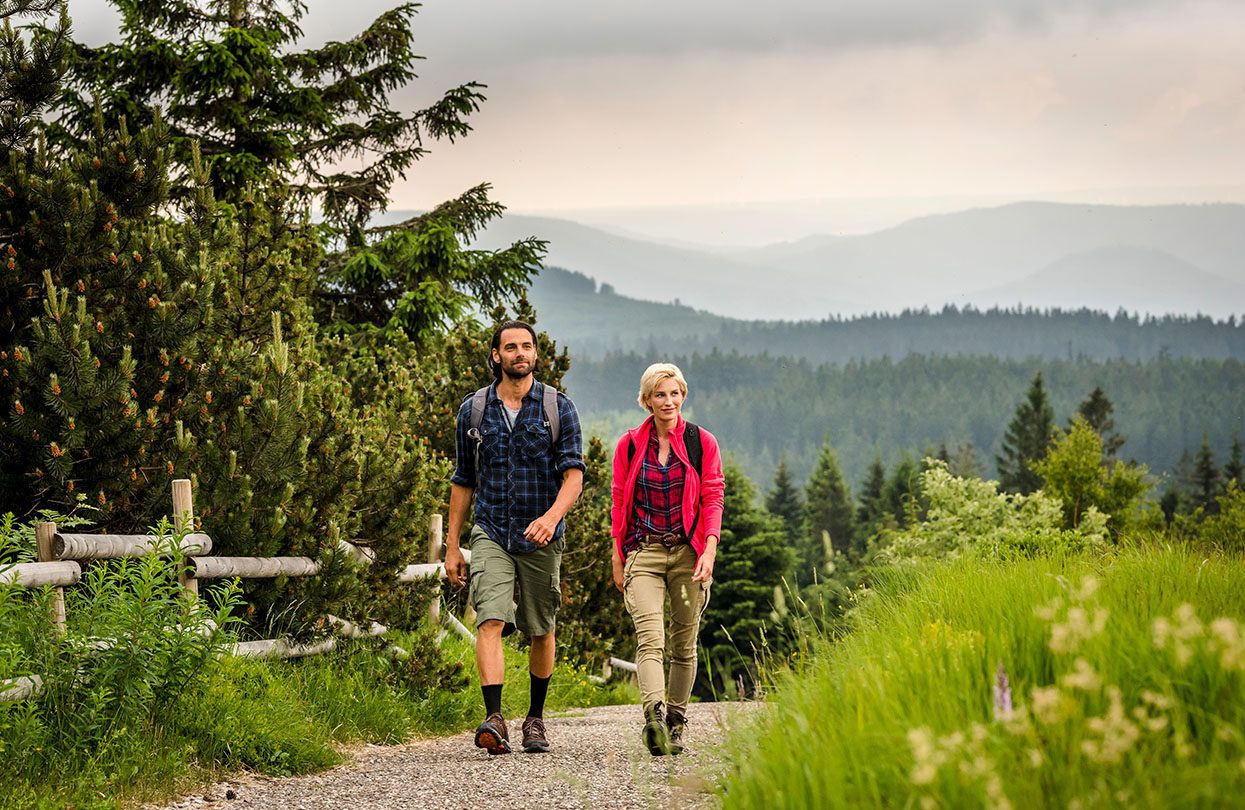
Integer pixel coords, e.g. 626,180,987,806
623,429,686,557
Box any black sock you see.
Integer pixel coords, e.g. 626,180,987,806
482,684,503,717
528,673,551,719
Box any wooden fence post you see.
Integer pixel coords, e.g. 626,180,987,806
171,478,197,597
35,521,66,633
427,514,443,625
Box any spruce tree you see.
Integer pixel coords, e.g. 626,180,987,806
0,3,452,636
1189,433,1221,515
54,0,543,343
884,453,922,528
1224,433,1243,490
996,372,1056,494
698,463,793,698
765,457,804,544
1075,385,1125,460
800,439,855,581
854,456,887,548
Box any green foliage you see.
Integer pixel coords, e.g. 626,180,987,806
801,439,855,570
878,460,1109,563
1224,434,1243,489
557,436,630,668
997,372,1056,494
1189,433,1222,514
1176,481,1245,554
0,514,240,806
1035,418,1149,532
765,457,804,544
54,0,543,342
698,463,794,698
175,654,339,776
717,544,1245,808
1075,385,1125,459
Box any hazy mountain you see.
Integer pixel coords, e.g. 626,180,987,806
472,213,862,318
484,202,1245,321
965,246,1245,315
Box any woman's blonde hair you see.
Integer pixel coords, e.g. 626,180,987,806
637,362,688,412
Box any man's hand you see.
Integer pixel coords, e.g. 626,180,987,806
611,552,625,593
523,513,559,547
444,545,468,589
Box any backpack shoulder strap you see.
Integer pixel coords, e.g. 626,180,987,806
468,386,490,486
469,386,489,432
542,383,561,445
684,422,703,475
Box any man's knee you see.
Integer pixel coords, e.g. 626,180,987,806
478,619,506,637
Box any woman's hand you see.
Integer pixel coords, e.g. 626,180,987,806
611,552,625,593
692,539,717,582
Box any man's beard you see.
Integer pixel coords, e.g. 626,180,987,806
501,361,532,380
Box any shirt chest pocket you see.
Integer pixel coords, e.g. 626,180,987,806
515,422,552,459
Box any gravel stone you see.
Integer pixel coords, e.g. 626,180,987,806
149,702,753,810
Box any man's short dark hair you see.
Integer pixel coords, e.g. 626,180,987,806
490,320,539,379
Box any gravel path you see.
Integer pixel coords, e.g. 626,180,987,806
150,702,754,810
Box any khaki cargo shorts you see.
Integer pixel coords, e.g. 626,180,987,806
468,524,563,637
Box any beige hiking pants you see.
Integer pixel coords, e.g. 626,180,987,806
623,543,711,713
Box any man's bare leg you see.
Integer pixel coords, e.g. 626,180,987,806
475,619,510,754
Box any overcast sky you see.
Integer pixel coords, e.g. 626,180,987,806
67,0,1245,241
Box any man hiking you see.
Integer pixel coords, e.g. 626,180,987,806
445,320,585,754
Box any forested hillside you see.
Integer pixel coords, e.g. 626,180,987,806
530,267,1245,362
567,352,1245,488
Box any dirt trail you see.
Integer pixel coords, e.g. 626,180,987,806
150,702,754,810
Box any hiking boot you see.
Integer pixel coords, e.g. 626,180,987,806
474,712,511,755
522,715,550,753
642,702,672,756
665,707,686,755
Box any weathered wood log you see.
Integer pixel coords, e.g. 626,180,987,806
0,675,43,702
191,556,320,580
172,478,198,596
231,638,337,659
0,561,81,588
609,656,638,674
441,610,475,642
427,514,443,624
337,539,377,565
53,532,213,560
325,615,388,639
36,522,66,632
398,562,444,582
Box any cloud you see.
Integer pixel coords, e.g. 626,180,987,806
409,0,1194,68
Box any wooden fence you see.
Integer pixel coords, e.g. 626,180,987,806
1,479,634,701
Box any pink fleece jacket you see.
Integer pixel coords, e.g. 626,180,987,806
611,415,725,560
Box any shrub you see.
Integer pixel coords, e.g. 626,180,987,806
878,460,1109,563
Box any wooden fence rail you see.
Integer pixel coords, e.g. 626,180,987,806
1,478,632,702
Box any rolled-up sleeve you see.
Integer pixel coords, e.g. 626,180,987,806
554,394,586,475
450,397,476,487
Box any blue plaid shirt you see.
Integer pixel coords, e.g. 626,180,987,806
451,380,585,553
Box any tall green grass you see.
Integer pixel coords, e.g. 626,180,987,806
719,542,1245,808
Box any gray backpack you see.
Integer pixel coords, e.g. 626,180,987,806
466,383,561,485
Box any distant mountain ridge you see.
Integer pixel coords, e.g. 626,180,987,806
477,202,1245,321
529,267,1245,364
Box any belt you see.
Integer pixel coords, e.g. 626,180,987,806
639,532,688,549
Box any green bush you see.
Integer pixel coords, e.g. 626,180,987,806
878,460,1110,563
1177,481,1245,554
0,516,240,806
